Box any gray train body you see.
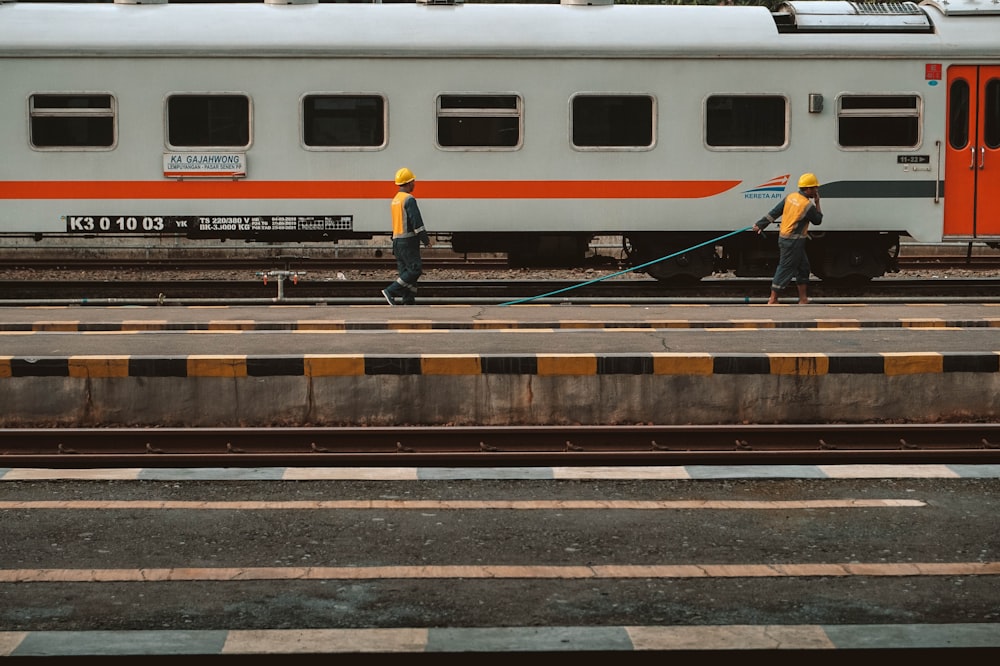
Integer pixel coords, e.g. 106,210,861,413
1,0,998,281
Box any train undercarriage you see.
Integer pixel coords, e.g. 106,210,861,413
625,231,901,285
451,230,902,285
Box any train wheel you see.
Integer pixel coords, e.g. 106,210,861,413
807,232,897,284
623,233,715,283
644,251,714,283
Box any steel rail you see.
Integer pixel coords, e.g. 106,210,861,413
0,257,996,274
1,424,998,468
0,256,516,273
0,249,997,273
2,277,1000,306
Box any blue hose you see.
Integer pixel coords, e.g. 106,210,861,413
498,226,754,306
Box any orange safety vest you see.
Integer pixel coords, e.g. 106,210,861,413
391,191,414,239
778,192,815,238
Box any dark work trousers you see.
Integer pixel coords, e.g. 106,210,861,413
385,237,423,304
771,236,810,291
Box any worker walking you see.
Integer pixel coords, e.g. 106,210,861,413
752,172,823,304
382,167,432,306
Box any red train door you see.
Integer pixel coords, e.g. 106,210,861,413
944,66,1000,238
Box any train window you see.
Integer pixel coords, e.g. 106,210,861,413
436,95,521,150
29,94,115,150
837,95,920,149
949,80,971,150
571,95,654,149
302,94,386,149
705,95,786,149
985,79,1000,150
167,94,250,148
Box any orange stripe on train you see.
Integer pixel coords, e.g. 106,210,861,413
0,180,740,200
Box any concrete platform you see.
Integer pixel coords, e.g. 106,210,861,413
5,623,1000,657
2,464,1000,658
1,303,998,426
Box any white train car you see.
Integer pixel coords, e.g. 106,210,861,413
0,0,998,282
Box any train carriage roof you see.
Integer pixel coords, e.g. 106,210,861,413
0,0,998,59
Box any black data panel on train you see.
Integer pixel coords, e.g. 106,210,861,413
65,215,354,240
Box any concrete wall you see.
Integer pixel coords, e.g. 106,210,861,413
2,352,997,426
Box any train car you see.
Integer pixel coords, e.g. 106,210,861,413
0,0,998,283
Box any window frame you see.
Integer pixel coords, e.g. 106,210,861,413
570,93,656,152
704,93,789,151
836,93,922,150
165,92,252,150
435,93,523,151
28,92,117,151
301,92,388,151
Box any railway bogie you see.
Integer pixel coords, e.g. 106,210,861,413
1,0,999,283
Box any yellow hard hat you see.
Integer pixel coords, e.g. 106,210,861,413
798,173,820,188
394,167,415,186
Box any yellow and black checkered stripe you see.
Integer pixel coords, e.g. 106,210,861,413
2,352,998,378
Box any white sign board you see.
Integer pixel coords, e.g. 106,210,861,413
163,153,246,178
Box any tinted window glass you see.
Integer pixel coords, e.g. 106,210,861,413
706,95,786,148
30,94,115,149
168,94,250,147
437,95,521,149
304,95,385,147
838,95,920,148
572,95,654,148
984,79,1000,150
949,80,970,150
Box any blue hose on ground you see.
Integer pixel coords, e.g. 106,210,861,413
498,226,754,306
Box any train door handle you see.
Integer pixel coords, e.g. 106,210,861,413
971,146,977,169
980,146,986,170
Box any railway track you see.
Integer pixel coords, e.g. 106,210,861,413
1,277,999,304
0,255,516,273
2,424,998,468
0,252,998,273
